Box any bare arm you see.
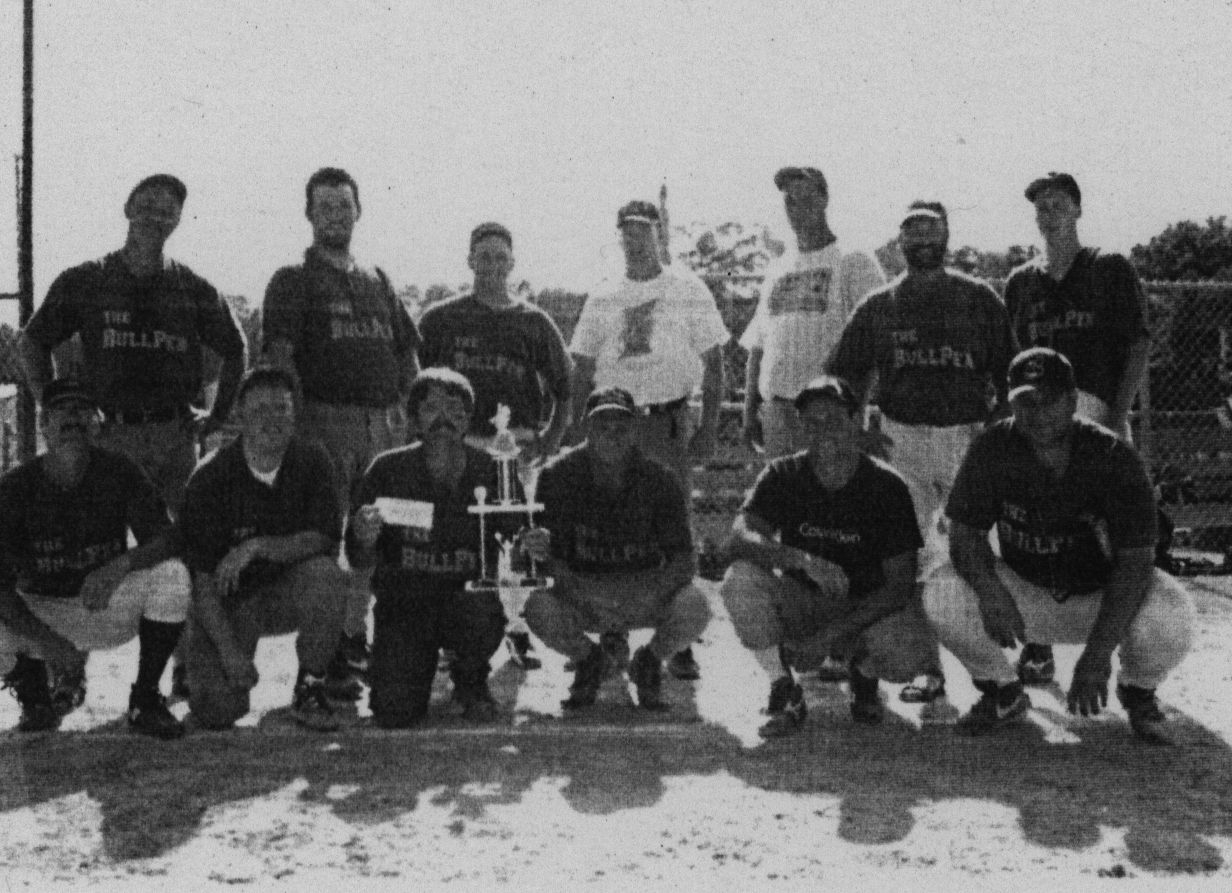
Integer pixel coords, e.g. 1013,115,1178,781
824,550,917,644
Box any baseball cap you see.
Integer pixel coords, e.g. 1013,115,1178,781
616,201,660,228
585,386,638,418
1007,347,1077,402
900,200,948,228
794,375,859,414
469,221,513,250
773,166,827,194
1025,172,1081,206
41,378,95,410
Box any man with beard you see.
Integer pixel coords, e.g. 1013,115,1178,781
179,367,350,731
1003,172,1154,686
19,173,247,516
262,167,421,696
347,368,508,728
922,348,1193,743
520,387,711,712
417,222,573,670
828,202,1013,705
0,379,191,737
719,376,932,736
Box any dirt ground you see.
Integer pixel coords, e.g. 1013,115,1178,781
3,578,1232,892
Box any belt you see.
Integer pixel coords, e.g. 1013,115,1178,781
643,396,689,415
102,406,187,425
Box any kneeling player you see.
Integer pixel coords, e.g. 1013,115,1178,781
521,387,711,711
923,348,1194,743
0,379,189,737
179,367,351,732
720,376,934,737
347,368,507,728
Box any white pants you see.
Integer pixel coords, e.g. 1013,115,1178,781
0,560,192,672
922,560,1194,689
880,417,982,579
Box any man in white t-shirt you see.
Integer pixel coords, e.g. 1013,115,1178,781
569,199,729,680
741,167,886,459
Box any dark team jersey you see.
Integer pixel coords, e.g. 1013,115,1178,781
262,249,420,407
347,443,518,598
743,452,922,599
827,269,1011,426
418,295,571,436
23,252,246,413
0,447,171,599
537,444,693,576
946,417,1157,596
1004,248,1149,406
178,436,342,595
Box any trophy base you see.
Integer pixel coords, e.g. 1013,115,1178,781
465,577,552,593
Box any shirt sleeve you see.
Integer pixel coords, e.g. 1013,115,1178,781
198,282,248,364
1103,441,1158,550
177,465,229,574
568,293,605,358
534,310,573,401
122,457,174,545
944,430,1003,531
378,268,421,360
1104,254,1150,342
0,472,27,593
303,442,344,543
875,471,925,558
840,252,887,322
685,275,730,356
741,461,792,532
22,267,83,350
825,296,878,382
416,306,443,367
983,286,1014,407
651,468,694,556
261,266,306,349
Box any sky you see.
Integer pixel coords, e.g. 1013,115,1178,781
0,0,1230,324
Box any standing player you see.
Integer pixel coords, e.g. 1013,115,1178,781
520,387,711,712
922,348,1194,743
828,201,1013,704
1004,172,1153,685
569,199,728,682
417,222,573,670
262,167,421,694
179,367,351,732
0,379,191,738
720,376,934,736
18,173,247,516
347,368,509,727
741,166,885,458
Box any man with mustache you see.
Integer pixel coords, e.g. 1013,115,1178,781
347,368,510,727
262,167,421,698
417,222,573,671
0,379,191,737
179,367,350,732
828,202,1013,706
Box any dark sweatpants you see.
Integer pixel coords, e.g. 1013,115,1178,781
370,584,506,728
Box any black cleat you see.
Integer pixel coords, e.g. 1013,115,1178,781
1118,684,1172,745
3,656,60,733
127,688,185,740
292,673,341,732
629,646,668,711
562,644,608,710
759,676,806,738
955,681,1031,736
667,646,701,681
1017,644,1056,686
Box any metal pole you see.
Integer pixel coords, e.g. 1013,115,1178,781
17,0,35,460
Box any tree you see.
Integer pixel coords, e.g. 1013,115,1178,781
1131,217,1232,281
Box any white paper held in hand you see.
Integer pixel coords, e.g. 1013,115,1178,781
374,497,434,529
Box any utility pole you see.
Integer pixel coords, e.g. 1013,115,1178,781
17,0,35,460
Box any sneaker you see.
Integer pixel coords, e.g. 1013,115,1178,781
506,632,542,671
1118,684,1172,745
849,666,883,724
599,630,631,675
293,674,341,732
629,646,669,711
954,681,1031,736
50,664,88,717
127,688,185,740
340,632,371,680
562,644,608,710
324,650,364,702
667,646,701,681
170,662,190,701
899,673,946,704
759,676,806,738
1017,644,1056,686
814,654,849,683
3,657,60,733
456,681,500,722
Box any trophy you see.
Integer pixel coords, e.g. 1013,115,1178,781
466,405,549,593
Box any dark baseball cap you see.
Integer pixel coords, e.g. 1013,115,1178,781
41,378,95,410
773,166,828,194
1025,172,1081,206
616,201,660,228
585,386,638,418
794,375,859,414
469,221,513,250
1007,347,1076,402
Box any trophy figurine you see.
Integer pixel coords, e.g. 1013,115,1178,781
466,405,548,592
